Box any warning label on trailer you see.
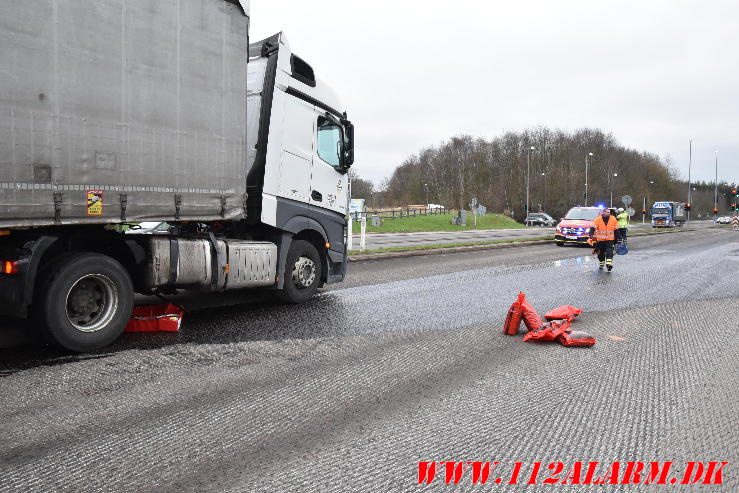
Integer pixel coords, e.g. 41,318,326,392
87,190,104,216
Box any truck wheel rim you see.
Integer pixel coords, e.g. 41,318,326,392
292,256,316,289
65,274,119,333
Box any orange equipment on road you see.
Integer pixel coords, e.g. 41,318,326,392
502,294,595,347
124,303,184,333
503,292,526,335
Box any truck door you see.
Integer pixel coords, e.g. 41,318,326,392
277,97,314,202
311,114,348,213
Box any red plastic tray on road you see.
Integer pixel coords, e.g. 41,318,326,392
124,303,184,333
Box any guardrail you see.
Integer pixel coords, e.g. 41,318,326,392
349,207,448,221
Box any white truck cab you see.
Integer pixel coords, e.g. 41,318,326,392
247,33,354,287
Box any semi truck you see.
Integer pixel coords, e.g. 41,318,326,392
651,201,686,227
0,0,355,351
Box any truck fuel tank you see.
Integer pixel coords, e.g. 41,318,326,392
140,237,276,291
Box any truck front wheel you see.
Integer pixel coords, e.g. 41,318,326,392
278,240,321,304
32,253,134,352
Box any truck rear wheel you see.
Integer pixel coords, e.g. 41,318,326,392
278,240,321,304
32,253,134,352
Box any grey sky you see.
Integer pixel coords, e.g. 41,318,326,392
251,0,738,187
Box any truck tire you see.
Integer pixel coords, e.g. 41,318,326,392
32,252,134,352
278,240,321,304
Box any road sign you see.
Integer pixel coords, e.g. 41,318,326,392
626,207,635,217
349,199,365,214
622,195,632,205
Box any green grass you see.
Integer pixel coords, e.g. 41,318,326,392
350,213,523,234
348,236,552,255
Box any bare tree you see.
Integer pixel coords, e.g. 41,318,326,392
381,127,679,220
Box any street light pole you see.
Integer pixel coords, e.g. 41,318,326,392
647,180,654,224
541,172,547,212
585,152,593,206
424,183,429,208
714,151,718,215
610,173,618,207
688,139,692,221
526,146,534,220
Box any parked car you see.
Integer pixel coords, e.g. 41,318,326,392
554,206,602,246
524,212,556,227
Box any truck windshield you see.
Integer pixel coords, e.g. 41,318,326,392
652,208,669,214
564,208,599,220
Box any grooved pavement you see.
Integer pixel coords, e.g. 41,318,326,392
0,229,737,492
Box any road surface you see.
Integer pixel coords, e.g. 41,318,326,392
0,227,737,491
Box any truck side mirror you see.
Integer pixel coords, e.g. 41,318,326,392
342,119,354,168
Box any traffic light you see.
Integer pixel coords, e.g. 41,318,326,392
685,203,691,211
714,208,718,214
642,209,647,214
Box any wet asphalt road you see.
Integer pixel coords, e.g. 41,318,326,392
1,228,738,492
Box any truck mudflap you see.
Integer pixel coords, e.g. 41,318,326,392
326,248,346,284
0,274,22,311
0,236,58,309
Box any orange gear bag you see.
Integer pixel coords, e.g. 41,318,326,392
523,319,571,342
503,292,526,335
521,297,543,332
544,305,583,322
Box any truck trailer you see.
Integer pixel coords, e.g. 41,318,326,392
0,0,355,351
651,201,686,227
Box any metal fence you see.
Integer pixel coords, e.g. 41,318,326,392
349,207,448,221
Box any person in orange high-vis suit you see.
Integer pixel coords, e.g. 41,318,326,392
589,208,619,271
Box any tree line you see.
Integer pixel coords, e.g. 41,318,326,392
351,127,734,221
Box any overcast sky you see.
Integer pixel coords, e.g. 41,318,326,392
250,0,738,188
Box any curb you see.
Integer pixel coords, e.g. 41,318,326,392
348,228,694,262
